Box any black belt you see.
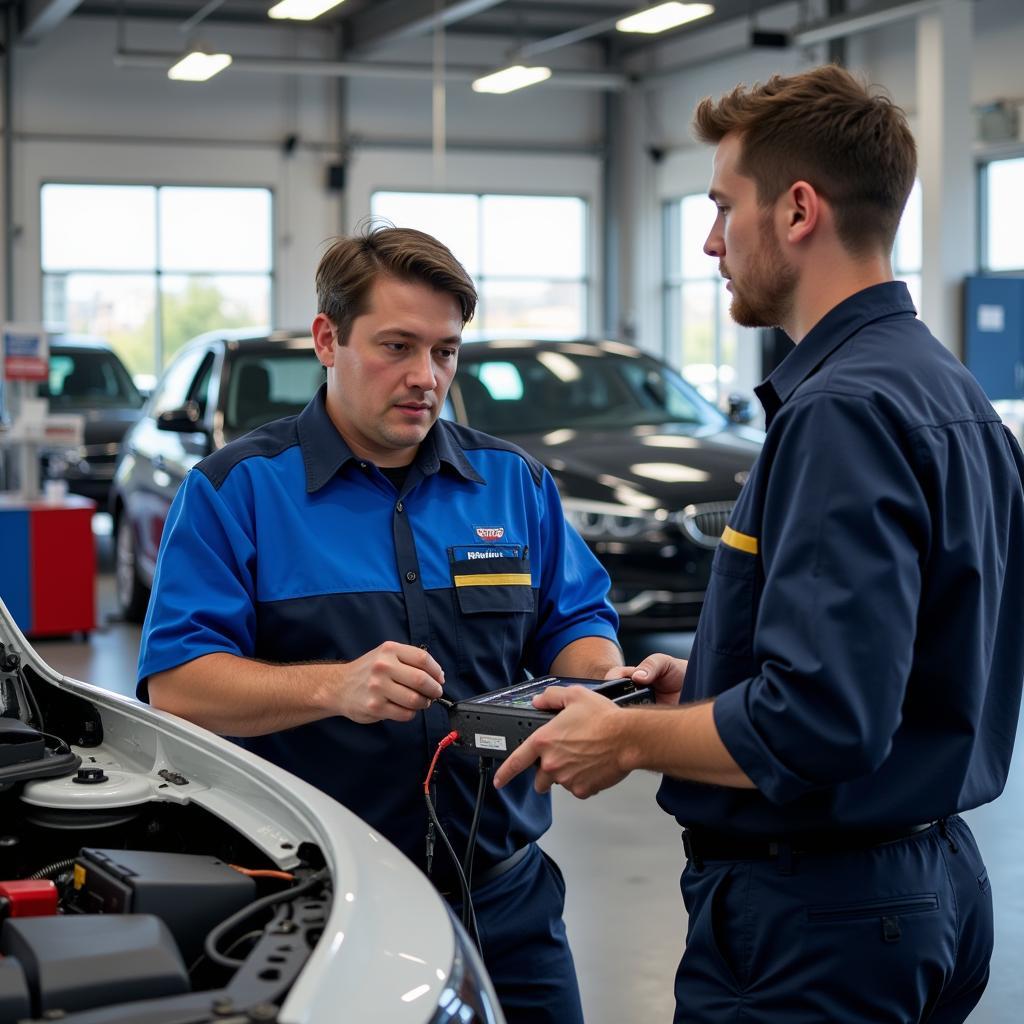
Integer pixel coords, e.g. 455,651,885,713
682,822,936,870
435,843,532,900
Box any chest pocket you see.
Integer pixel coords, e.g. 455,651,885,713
699,529,760,659
449,546,535,615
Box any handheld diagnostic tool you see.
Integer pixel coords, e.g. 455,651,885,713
448,676,652,761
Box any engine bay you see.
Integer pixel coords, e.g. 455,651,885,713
0,645,331,1024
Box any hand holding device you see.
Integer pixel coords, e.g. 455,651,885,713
337,641,445,724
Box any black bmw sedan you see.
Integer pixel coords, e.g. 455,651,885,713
447,340,763,631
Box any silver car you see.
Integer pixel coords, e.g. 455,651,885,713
0,596,502,1023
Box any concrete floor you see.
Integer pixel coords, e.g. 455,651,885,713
30,521,1024,1023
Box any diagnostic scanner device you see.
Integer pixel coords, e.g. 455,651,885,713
448,675,652,761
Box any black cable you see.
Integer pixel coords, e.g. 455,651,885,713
204,869,329,970
461,757,491,909
28,856,76,880
424,790,481,950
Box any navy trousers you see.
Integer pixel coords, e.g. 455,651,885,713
674,816,993,1023
453,843,583,1024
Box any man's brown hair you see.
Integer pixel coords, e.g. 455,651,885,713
693,64,917,255
316,224,477,343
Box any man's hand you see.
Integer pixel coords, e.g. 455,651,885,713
604,653,687,706
336,641,445,724
492,685,632,798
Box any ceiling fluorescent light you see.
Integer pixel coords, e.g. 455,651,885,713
167,51,232,82
472,65,551,94
616,2,715,34
267,0,346,21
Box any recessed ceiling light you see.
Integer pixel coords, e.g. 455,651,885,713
472,65,552,95
616,2,715,34
268,0,347,21
167,52,232,82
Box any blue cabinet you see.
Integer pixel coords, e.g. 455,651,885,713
964,276,1024,400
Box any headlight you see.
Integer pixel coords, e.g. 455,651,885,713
562,498,659,540
429,913,504,1023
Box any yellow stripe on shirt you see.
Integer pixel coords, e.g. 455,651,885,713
453,573,533,587
721,526,758,555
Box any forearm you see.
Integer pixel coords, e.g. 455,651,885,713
147,653,336,737
549,635,623,678
616,700,756,789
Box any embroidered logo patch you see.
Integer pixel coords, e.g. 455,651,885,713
475,526,505,542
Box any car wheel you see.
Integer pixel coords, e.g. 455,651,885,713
115,514,150,623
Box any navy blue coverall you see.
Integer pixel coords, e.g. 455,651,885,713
659,282,1024,1023
138,386,620,1024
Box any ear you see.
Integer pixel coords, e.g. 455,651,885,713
781,180,821,245
311,313,337,368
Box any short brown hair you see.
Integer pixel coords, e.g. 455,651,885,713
316,225,477,343
693,64,917,255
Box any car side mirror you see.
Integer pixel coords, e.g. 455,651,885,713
156,401,205,433
727,392,754,425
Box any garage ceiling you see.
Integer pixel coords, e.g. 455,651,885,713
19,0,940,74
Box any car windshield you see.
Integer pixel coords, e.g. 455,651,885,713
224,349,325,438
43,349,143,409
455,346,727,434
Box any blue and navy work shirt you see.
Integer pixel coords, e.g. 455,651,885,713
659,281,1024,834
138,385,618,875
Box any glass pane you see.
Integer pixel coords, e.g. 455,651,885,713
42,184,156,272
226,350,324,437
159,188,273,273
679,281,717,401
160,275,271,366
481,196,585,278
370,191,480,274
894,179,922,274
477,280,585,339
43,272,157,379
716,280,739,404
680,194,718,280
151,347,208,416
44,348,142,409
987,158,1024,271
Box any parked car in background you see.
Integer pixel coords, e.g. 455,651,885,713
110,328,321,621
447,340,763,630
38,337,145,507
0,596,502,1023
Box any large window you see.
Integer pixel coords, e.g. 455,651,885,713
662,194,743,405
983,156,1024,271
663,182,924,403
893,180,922,310
42,185,273,387
370,191,588,340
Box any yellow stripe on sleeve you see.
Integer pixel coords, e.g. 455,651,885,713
453,573,533,587
721,526,758,555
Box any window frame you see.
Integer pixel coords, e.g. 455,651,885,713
369,188,591,340
979,151,1024,274
40,181,277,373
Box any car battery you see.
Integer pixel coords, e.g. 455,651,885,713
65,848,256,965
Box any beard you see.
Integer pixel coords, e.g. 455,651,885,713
725,214,797,329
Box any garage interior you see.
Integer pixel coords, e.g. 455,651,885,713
1,0,1023,1021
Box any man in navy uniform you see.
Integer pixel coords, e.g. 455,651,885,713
137,226,621,1024
496,65,1024,1024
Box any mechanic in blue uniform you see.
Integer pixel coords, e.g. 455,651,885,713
495,65,1024,1023
136,226,621,1024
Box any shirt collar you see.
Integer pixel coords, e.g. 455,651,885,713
297,385,484,493
754,281,916,428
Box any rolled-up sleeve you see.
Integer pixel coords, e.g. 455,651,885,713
713,393,929,804
137,469,258,700
530,469,619,672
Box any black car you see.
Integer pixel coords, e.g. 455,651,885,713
110,329,323,621
39,337,145,506
447,340,763,630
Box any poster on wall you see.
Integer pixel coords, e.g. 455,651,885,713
3,325,49,382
